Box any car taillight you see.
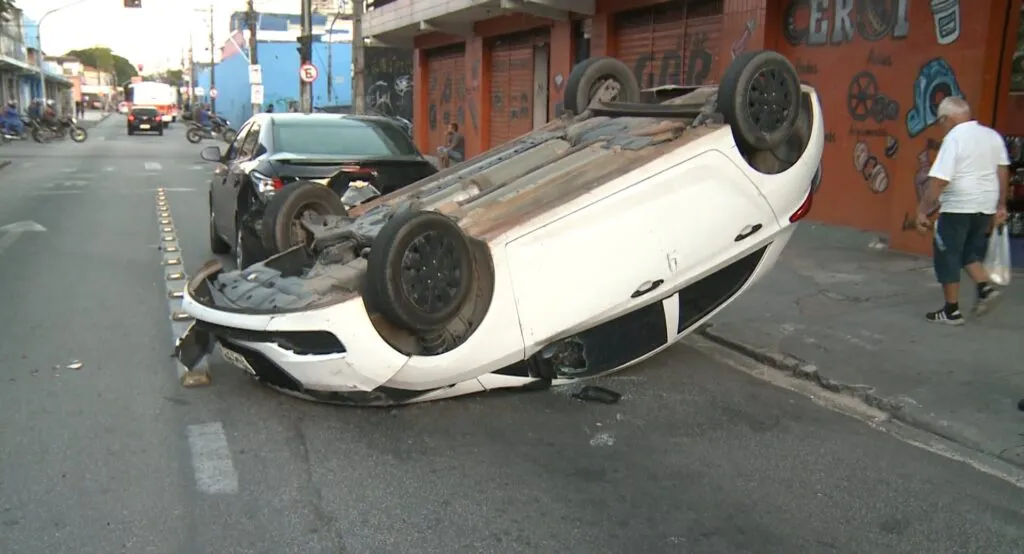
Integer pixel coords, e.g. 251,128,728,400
272,177,284,189
128,115,134,121
789,191,813,223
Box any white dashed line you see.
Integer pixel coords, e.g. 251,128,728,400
144,161,162,171
186,422,239,494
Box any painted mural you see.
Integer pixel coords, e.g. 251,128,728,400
364,46,413,124
778,0,978,252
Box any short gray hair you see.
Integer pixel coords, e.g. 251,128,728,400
937,96,971,119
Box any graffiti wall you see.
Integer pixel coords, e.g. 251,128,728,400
778,0,987,251
364,46,413,124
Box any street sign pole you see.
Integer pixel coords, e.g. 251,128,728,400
300,0,313,113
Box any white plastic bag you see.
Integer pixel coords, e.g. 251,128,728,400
984,225,1012,286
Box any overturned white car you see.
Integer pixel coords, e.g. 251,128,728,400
174,50,824,406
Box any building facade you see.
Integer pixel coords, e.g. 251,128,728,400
0,9,73,112
364,0,1023,255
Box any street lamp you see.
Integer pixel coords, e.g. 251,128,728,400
36,0,90,104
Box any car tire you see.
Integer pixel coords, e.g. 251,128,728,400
718,50,801,153
158,128,164,136
209,196,231,254
186,128,202,143
235,223,259,269
261,180,347,254
563,57,641,115
364,209,475,333
127,128,134,135
221,129,238,143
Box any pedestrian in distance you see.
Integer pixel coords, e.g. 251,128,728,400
265,103,274,113
437,122,465,168
915,96,1010,325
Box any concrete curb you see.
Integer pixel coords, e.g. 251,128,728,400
79,112,112,129
697,323,1023,470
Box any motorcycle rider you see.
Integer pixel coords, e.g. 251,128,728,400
27,98,41,121
197,103,212,132
1,101,24,137
41,100,58,129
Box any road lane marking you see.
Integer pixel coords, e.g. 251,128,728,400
186,422,239,495
0,220,47,257
144,162,162,171
153,188,212,387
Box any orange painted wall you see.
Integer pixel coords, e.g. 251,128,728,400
770,0,1007,254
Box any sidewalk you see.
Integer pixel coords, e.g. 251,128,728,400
77,110,112,128
699,222,1024,468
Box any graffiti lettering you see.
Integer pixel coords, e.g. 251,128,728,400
784,0,910,47
686,33,713,86
794,59,818,75
867,48,892,67
365,47,414,127
905,58,963,138
884,135,899,158
468,59,480,131
847,127,888,137
509,92,529,120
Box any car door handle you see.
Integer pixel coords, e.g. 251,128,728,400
734,223,763,242
631,279,664,299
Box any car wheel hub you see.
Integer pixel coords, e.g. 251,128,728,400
399,231,463,314
746,67,792,134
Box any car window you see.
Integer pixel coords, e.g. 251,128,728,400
132,108,158,117
239,122,261,158
225,122,252,161
271,118,419,157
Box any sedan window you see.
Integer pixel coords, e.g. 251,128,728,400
272,118,418,157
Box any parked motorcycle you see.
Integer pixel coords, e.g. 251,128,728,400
32,116,87,144
0,116,31,143
186,115,236,144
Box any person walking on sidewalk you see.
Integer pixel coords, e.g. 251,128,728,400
916,97,1010,325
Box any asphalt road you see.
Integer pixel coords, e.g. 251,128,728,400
1,117,1023,554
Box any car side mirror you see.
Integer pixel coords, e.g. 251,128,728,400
200,145,222,162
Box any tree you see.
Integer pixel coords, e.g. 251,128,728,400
64,47,139,82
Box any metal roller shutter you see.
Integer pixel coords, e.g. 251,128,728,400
614,0,723,88
425,45,466,156
489,34,538,148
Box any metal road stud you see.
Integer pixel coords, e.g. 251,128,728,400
158,210,170,217
168,290,185,299
171,311,193,321
180,370,212,388
161,234,176,242
166,271,185,281
164,257,182,266
157,187,166,192
161,226,174,233
163,245,180,253
159,218,171,225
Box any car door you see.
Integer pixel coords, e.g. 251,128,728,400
222,121,263,240
211,122,252,238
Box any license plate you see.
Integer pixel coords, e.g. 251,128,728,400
220,345,256,376
140,124,150,129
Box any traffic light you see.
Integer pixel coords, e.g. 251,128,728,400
296,35,312,64
124,0,141,7
137,63,144,72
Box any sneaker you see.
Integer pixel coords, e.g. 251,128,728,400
926,307,965,326
972,287,1003,317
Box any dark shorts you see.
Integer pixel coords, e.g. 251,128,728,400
933,212,992,284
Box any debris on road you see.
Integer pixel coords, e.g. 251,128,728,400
573,385,622,404
67,360,83,370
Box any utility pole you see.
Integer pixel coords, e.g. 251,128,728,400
299,0,313,113
209,3,216,113
352,0,365,114
247,0,260,115
188,29,195,109
326,10,340,105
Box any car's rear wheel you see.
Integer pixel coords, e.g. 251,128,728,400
261,180,347,255
563,57,641,115
209,196,231,254
718,50,801,153
158,127,164,136
364,209,475,333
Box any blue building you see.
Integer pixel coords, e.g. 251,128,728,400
0,11,72,112
194,40,352,128
192,11,352,127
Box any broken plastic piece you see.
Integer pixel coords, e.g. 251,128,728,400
572,385,622,404
67,360,83,370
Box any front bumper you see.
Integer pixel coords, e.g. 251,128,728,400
176,260,412,398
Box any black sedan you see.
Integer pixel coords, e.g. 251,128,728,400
200,112,439,268
127,106,164,135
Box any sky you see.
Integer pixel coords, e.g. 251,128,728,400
22,0,311,73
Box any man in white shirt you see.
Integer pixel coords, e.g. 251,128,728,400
916,97,1010,325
